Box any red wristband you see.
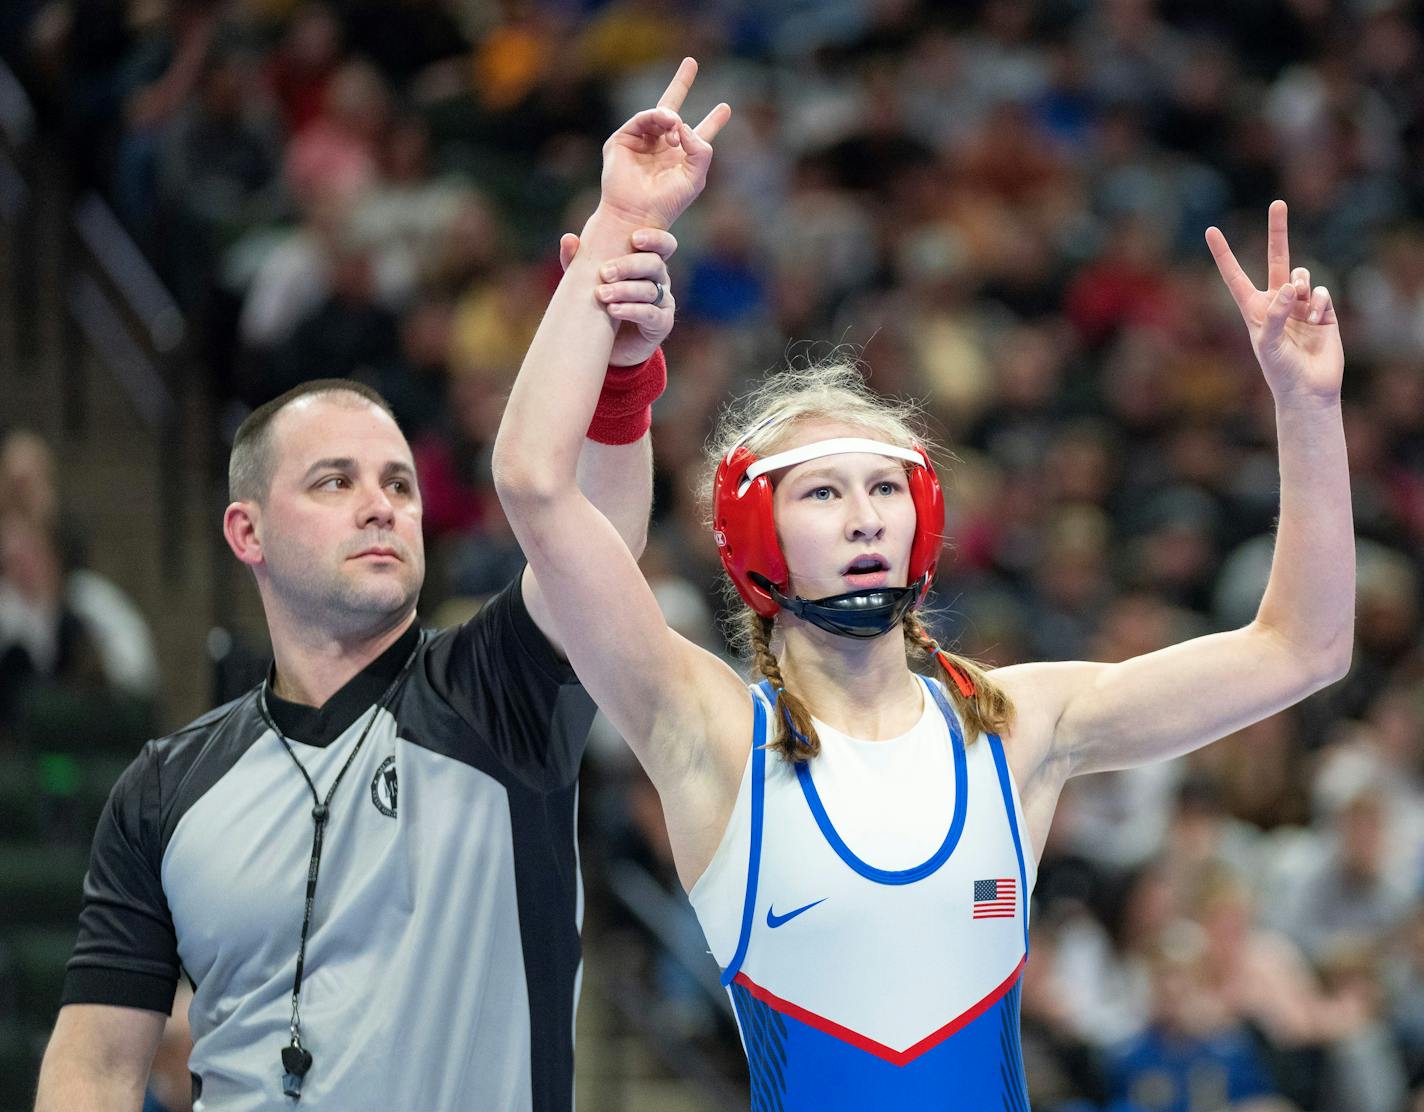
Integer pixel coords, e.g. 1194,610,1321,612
586,348,667,445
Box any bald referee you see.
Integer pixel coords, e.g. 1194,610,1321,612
30,214,684,1107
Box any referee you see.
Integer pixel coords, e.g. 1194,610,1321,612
31,223,677,1110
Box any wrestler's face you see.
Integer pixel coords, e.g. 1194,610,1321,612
254,395,425,631
769,421,917,602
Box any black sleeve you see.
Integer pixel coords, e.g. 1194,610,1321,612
424,576,596,790
61,741,179,1013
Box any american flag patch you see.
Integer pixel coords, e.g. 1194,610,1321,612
972,878,1017,919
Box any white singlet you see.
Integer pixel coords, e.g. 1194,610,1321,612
688,677,1037,1110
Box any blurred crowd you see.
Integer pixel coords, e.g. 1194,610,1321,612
4,0,1424,1109
0,428,158,766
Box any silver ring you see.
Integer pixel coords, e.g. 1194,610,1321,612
651,280,665,307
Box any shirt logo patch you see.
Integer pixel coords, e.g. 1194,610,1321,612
972,878,1016,919
371,755,398,817
766,898,826,929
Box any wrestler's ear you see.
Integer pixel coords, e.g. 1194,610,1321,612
224,501,263,567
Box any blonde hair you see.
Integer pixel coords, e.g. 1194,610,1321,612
702,360,1015,762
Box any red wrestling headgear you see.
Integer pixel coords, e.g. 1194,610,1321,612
711,429,944,625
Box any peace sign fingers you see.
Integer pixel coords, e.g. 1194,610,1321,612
599,58,730,230
1207,199,1301,325
1205,200,1344,402
657,57,700,114
1205,225,1259,319
692,101,732,144
1266,198,1291,292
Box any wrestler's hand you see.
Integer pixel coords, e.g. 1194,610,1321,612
1207,200,1343,404
598,57,731,231
560,228,677,367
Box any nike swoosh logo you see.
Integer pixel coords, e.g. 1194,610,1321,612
766,898,826,929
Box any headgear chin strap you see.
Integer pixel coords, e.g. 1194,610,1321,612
713,426,945,638
752,572,931,639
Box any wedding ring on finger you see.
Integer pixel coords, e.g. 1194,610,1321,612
650,280,665,307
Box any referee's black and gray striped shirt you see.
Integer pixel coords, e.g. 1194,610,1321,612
62,579,595,1111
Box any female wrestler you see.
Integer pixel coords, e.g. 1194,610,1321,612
493,59,1351,1110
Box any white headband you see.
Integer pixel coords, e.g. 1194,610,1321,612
738,437,921,495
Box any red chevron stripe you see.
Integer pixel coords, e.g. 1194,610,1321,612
732,957,1026,1067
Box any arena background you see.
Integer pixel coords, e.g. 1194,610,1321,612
1,1,1423,1109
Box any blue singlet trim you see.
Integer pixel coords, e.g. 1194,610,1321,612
721,694,768,986
987,732,1031,953
791,676,969,885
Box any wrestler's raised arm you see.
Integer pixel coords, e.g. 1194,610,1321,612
493,61,748,888
995,201,1354,851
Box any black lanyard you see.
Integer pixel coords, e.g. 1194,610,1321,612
257,648,416,1100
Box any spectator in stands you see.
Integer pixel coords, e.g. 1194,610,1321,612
348,114,470,303
1388,906,1424,1102
1105,921,1286,1112
1282,783,1416,966
264,2,343,137
283,58,388,207
155,41,283,306
0,431,159,730
1192,865,1399,1110
0,511,97,731
111,0,228,246
1052,861,1174,1049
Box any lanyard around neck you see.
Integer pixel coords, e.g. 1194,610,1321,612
256,645,417,1099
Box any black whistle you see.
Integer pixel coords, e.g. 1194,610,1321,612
282,1044,313,1077
281,1043,313,1098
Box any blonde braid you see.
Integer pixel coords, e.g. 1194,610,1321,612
902,612,1015,741
746,612,821,762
